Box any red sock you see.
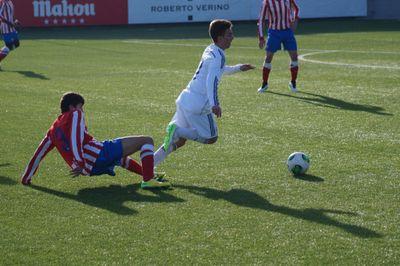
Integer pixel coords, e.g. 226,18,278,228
263,66,271,84
120,157,142,175
262,62,272,84
140,144,154,182
290,64,299,83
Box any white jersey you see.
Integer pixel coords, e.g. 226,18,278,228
176,44,242,114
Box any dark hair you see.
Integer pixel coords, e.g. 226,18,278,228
60,92,85,113
209,19,232,42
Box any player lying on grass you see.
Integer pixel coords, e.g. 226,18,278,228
21,92,170,189
154,19,255,167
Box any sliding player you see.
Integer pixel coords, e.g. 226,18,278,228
21,92,170,189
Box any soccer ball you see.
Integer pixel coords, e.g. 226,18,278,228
287,152,310,175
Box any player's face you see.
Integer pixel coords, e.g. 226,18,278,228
221,28,234,49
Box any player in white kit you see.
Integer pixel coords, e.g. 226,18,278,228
154,19,255,168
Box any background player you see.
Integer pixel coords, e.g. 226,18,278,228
21,92,170,189
0,0,20,69
257,0,300,93
154,19,255,168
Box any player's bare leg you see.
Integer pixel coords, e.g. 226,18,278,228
154,122,217,167
119,136,170,188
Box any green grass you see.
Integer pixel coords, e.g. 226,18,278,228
0,19,399,264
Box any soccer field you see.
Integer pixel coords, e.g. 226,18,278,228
0,19,399,264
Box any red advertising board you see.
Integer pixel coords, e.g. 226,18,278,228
13,0,128,27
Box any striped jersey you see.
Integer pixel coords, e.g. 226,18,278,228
0,0,16,34
176,44,242,114
258,0,300,37
22,109,103,183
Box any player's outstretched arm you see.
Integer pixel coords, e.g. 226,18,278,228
239,64,256,71
21,135,54,185
223,64,255,75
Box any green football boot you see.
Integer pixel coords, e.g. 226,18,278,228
163,123,177,152
141,178,171,189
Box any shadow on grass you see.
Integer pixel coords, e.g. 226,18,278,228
175,184,382,238
30,184,184,215
268,91,392,116
3,70,49,80
293,173,324,182
0,164,17,186
0,176,18,186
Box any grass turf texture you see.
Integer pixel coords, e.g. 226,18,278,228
0,19,399,264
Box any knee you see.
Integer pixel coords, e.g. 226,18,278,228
206,136,218,144
265,54,273,63
142,136,154,146
175,138,187,148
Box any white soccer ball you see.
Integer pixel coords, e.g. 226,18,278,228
287,152,310,175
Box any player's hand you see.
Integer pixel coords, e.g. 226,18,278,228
259,38,266,49
212,106,222,118
290,19,298,31
14,19,21,31
240,64,256,71
70,167,83,178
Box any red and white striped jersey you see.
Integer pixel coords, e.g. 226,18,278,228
0,0,15,34
21,109,103,183
258,0,300,37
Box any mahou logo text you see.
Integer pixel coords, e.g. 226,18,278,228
33,0,96,18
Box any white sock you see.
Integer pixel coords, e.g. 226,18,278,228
154,144,175,167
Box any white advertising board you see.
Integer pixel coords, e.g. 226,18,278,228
128,0,367,24
128,0,257,24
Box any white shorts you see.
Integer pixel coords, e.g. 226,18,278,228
171,105,218,139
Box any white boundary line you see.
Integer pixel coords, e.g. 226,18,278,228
298,51,400,70
122,40,400,70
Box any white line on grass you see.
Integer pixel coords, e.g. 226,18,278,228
299,51,400,70
122,40,400,70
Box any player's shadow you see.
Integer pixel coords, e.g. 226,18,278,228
175,184,382,238
29,184,184,215
0,164,17,186
268,91,392,116
0,176,18,186
293,173,324,182
10,70,49,80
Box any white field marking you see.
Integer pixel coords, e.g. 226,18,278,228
122,40,400,69
299,50,400,70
